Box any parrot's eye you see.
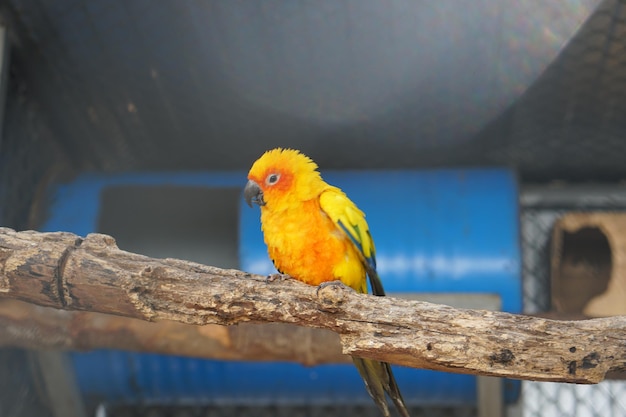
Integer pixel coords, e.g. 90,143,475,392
266,173,280,186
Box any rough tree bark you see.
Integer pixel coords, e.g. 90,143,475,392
0,228,625,384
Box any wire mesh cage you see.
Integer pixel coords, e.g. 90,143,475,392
520,202,626,417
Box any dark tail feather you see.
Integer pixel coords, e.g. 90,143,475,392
353,357,411,417
383,362,411,417
365,263,385,296
359,251,409,415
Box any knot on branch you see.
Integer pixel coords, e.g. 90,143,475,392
82,233,118,251
489,348,515,366
315,281,349,312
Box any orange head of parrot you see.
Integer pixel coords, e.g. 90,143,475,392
244,148,324,208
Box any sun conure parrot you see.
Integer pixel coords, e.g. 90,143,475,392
244,148,410,417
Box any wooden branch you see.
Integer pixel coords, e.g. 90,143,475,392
0,228,625,384
0,299,347,365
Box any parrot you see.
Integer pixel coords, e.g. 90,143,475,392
244,148,410,417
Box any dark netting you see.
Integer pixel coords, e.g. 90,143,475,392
2,0,624,179
0,42,72,417
474,0,626,182
0,64,71,230
520,198,626,416
0,7,79,416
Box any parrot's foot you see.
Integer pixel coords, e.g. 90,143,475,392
265,273,291,283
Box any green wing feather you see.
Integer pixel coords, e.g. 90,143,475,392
320,187,410,417
319,187,384,295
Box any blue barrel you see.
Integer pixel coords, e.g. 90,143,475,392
42,169,521,407
241,169,521,309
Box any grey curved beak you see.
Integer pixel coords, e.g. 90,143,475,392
244,180,265,207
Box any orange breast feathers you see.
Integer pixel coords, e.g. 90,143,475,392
244,148,368,293
261,197,367,292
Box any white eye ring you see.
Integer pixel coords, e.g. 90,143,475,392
266,173,280,185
